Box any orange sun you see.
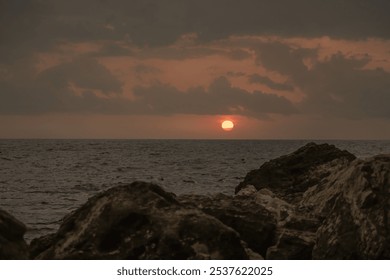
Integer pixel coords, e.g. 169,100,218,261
221,120,234,131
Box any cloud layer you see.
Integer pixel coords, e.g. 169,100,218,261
1,0,390,126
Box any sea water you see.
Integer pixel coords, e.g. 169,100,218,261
1,139,389,242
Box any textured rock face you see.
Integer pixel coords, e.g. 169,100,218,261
185,185,318,260
241,187,319,260
265,211,320,260
235,142,356,202
266,229,316,260
302,155,390,259
234,144,390,259
178,193,276,257
31,182,249,260
0,208,28,259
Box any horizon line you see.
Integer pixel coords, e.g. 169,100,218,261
0,138,389,141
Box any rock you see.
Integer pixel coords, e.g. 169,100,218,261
26,143,390,260
0,208,28,259
302,155,390,259
266,229,316,259
266,213,319,260
252,188,296,221
235,142,356,202
243,244,264,260
31,182,249,260
178,193,276,257
248,188,319,260
313,195,360,259
236,185,257,196
179,188,320,260
29,234,56,259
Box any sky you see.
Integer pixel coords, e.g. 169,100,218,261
1,0,390,139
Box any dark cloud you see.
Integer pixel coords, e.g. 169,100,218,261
136,46,223,60
134,46,253,61
300,54,390,119
255,42,316,82
0,57,124,114
37,58,123,95
225,49,252,60
1,0,390,123
248,74,294,91
255,42,390,119
2,0,390,58
0,66,296,118
131,77,297,118
0,0,51,62
92,43,133,57
226,71,247,77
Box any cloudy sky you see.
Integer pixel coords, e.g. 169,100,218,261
1,0,390,139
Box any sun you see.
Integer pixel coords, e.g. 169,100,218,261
221,120,234,131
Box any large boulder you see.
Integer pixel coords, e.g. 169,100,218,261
178,193,276,257
0,208,28,259
31,182,249,260
235,142,356,202
302,155,390,259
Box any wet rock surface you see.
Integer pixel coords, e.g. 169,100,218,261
0,208,28,259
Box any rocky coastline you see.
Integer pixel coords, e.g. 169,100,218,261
1,142,390,259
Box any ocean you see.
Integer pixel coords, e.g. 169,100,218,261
1,139,390,242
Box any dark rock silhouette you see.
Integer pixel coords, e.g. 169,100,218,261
4,142,388,260
0,208,28,259
31,182,250,259
235,142,356,202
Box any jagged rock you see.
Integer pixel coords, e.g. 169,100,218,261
178,193,276,257
281,213,321,232
252,188,295,221
302,155,390,259
232,185,319,259
313,195,360,259
266,229,316,259
0,208,28,259
236,142,356,202
266,214,319,260
31,182,249,260
247,188,318,259
29,234,56,259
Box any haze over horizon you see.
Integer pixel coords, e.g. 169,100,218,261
1,0,390,139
